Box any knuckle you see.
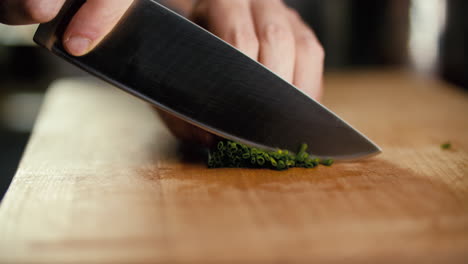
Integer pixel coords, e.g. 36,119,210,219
214,0,245,12
275,0,287,7
287,8,301,19
313,42,325,61
296,33,314,46
297,32,325,60
230,29,259,50
23,0,60,23
260,23,290,43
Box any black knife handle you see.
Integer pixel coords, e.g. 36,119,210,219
34,0,85,50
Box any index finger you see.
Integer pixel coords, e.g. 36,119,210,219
63,0,134,56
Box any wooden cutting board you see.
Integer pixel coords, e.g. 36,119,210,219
0,71,467,263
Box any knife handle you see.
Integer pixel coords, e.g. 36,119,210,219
34,0,85,50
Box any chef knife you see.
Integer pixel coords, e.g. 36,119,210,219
34,0,381,160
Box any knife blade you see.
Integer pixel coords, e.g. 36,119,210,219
34,0,381,160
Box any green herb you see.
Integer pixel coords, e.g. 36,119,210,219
320,159,334,166
208,140,334,170
441,142,452,150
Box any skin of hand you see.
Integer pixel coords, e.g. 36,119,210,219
0,0,324,147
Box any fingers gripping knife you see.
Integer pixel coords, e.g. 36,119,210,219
34,0,381,160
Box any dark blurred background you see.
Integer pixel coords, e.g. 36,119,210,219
0,0,467,199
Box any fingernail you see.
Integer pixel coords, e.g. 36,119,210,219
64,36,91,56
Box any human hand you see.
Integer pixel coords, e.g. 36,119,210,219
158,0,325,146
191,0,324,99
0,0,134,56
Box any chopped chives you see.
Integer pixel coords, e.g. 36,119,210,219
270,158,278,167
257,156,266,166
217,141,225,151
441,142,452,150
207,140,334,170
320,159,334,166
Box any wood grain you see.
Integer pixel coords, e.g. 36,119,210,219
0,71,467,263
